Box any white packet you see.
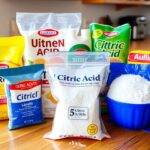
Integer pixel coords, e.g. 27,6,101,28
44,52,110,140
16,13,81,118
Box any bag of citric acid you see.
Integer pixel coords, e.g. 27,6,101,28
0,64,44,130
44,52,110,140
16,13,81,118
90,23,131,113
90,23,131,63
0,36,24,120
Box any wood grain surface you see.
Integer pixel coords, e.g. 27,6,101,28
1,117,150,150
130,37,150,51
1,39,150,150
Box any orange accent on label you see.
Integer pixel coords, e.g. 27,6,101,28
38,29,59,37
9,80,41,90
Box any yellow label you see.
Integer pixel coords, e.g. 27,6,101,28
0,36,24,120
92,29,103,39
0,104,8,120
87,124,98,135
46,92,58,104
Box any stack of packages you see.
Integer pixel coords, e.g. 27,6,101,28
0,12,150,141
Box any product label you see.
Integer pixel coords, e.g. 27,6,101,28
128,53,150,63
53,73,101,87
90,23,130,63
38,29,59,38
103,31,119,38
42,71,56,118
0,64,9,105
68,106,88,120
69,44,91,52
24,29,69,118
87,124,98,135
25,28,66,65
8,80,43,128
94,40,125,58
9,80,41,103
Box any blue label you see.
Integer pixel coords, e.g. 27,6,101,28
9,98,43,129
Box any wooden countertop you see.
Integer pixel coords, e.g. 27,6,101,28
130,37,150,51
1,117,150,150
0,38,150,150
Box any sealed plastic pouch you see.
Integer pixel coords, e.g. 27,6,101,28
16,12,82,118
90,23,131,63
0,64,44,130
44,52,110,140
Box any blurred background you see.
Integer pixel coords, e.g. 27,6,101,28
0,0,150,42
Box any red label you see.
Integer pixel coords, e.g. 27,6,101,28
101,102,107,106
9,80,41,90
0,64,9,69
103,31,118,38
0,98,7,105
75,49,87,52
128,53,150,63
42,80,49,85
74,50,88,57
38,29,59,37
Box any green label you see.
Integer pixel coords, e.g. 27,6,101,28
90,23,131,63
69,44,91,52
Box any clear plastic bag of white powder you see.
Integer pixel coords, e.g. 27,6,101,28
44,52,110,140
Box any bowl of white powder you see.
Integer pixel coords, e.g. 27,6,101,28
106,74,150,130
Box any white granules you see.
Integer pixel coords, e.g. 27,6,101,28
69,141,86,149
16,13,81,118
108,74,150,104
44,52,110,140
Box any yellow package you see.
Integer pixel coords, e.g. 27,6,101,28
128,50,150,64
0,36,24,120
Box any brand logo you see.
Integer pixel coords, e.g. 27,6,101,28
17,91,38,101
103,31,119,38
9,80,41,90
38,29,59,37
128,53,150,63
56,74,100,82
92,29,103,39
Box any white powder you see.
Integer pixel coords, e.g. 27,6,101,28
16,13,81,118
108,74,150,104
69,141,86,149
44,60,110,140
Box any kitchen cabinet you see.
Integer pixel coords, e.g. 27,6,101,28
82,0,150,5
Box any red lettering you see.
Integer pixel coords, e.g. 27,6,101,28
37,49,43,56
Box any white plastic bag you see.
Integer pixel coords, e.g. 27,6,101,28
16,13,81,118
44,52,110,140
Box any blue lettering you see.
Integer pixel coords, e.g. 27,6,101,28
58,75,64,80
57,75,80,82
82,75,100,82
17,91,38,101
